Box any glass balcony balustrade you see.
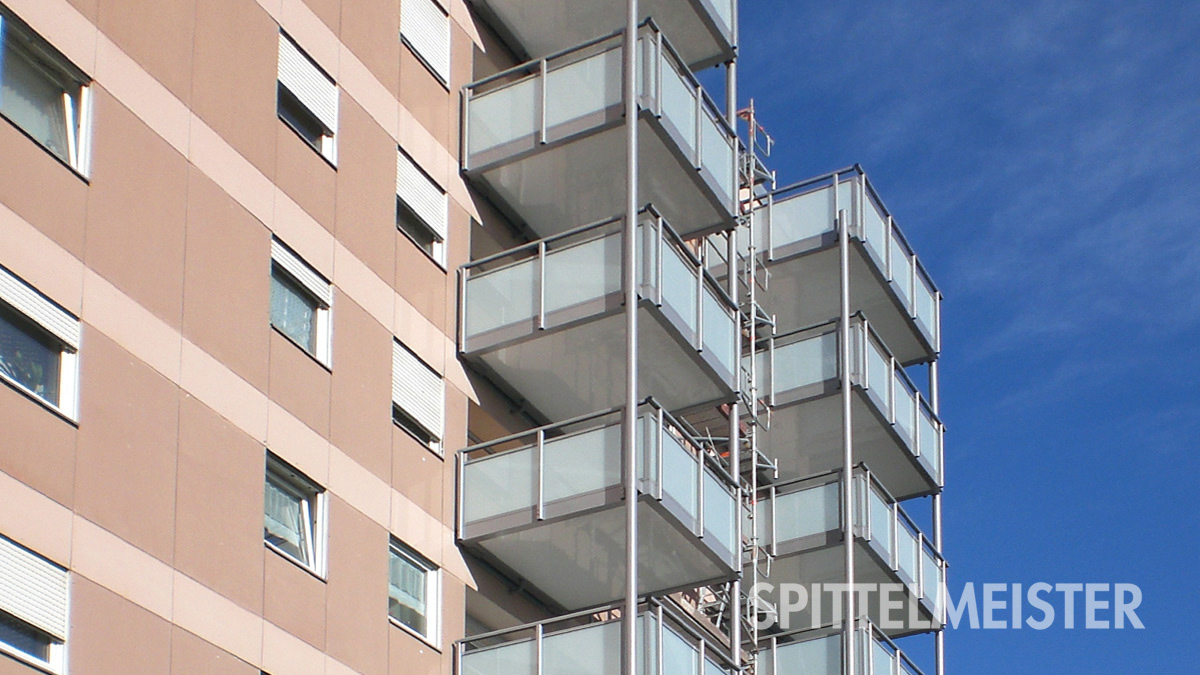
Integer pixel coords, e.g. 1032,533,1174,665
466,0,734,70
458,400,739,610
753,468,946,636
753,315,943,498
744,167,940,365
460,207,738,422
458,599,737,675
463,21,737,241
757,621,925,675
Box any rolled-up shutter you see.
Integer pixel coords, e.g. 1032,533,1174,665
396,150,448,242
0,265,79,349
392,340,444,441
277,33,339,133
400,0,450,83
0,535,68,641
271,239,332,307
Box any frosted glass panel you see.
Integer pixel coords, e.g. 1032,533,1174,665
543,424,621,503
461,641,536,675
545,48,621,135
544,233,621,316
703,469,735,555
774,482,839,544
769,187,833,252
661,63,696,157
865,337,890,411
774,332,837,393
662,627,699,675
701,112,733,201
868,488,892,560
702,287,735,376
661,247,698,336
893,376,915,444
897,525,918,585
918,410,940,481
915,272,937,342
463,451,534,522
662,431,698,521
871,640,893,675
923,548,940,609
544,621,620,675
774,635,840,675
465,260,536,337
863,189,888,266
890,236,913,309
468,77,538,158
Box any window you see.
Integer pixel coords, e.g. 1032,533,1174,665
392,339,444,453
270,238,332,366
263,453,326,576
396,148,448,267
0,535,68,674
0,264,79,418
0,6,92,173
399,0,450,84
276,32,338,163
389,540,439,643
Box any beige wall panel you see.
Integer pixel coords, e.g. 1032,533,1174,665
68,577,172,675
96,0,195,103
390,427,443,520
267,329,332,437
175,396,267,613
399,47,452,152
340,0,401,97
192,0,279,179
300,0,342,36
274,123,338,234
329,297,393,481
0,383,77,509
182,168,273,392
324,497,389,675
74,332,180,564
0,123,88,259
334,96,398,283
393,227,448,333
171,626,258,675
263,550,328,650
387,624,442,675
84,88,188,328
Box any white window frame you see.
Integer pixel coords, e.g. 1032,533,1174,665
399,0,451,85
270,238,333,367
263,453,328,578
0,6,93,176
276,32,338,164
391,339,444,454
388,539,440,647
0,264,80,420
396,147,448,268
0,535,69,674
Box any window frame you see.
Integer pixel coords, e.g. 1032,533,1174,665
0,609,65,674
0,5,93,176
391,339,445,455
0,536,69,675
399,0,451,86
395,147,449,269
269,239,333,367
396,198,445,267
263,453,328,578
0,265,80,420
276,32,338,164
388,539,441,647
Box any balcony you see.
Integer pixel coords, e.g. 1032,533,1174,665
750,167,940,365
467,0,735,70
758,621,925,675
458,402,739,610
754,468,946,638
460,209,738,422
755,316,943,497
463,22,737,241
458,599,737,675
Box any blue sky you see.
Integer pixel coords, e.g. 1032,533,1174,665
735,1,1200,672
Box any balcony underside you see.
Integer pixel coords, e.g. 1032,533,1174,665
468,0,735,70
464,494,736,611
768,242,934,367
467,113,734,242
757,539,941,639
464,300,735,423
760,388,937,500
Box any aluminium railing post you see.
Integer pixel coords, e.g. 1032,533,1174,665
656,407,665,500
535,623,544,675
537,240,547,329
654,30,663,117
535,429,545,521
931,358,945,675
538,58,548,144
622,1,641,674
725,171,743,669
837,203,856,675
656,603,665,675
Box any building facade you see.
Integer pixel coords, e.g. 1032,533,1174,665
0,0,944,674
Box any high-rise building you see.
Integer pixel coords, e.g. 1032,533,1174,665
0,0,944,673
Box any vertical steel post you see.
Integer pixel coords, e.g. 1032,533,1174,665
725,60,742,669
931,359,945,675
838,200,856,675
622,1,640,674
